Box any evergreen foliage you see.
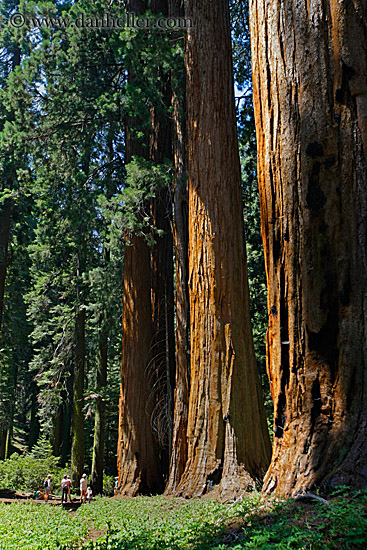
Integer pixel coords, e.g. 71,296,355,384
0,0,271,486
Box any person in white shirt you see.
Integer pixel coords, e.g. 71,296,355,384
61,475,69,503
80,473,88,503
86,486,93,501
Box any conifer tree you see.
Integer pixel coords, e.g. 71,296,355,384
175,0,271,500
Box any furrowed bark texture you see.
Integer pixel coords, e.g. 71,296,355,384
118,0,174,495
149,71,175,477
117,231,163,495
165,88,190,494
250,0,367,496
176,0,271,500
117,119,164,494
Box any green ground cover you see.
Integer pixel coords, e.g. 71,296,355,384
0,502,88,550
0,488,366,549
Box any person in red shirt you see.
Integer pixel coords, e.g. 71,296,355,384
44,475,52,501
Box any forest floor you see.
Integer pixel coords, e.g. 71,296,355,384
0,488,366,549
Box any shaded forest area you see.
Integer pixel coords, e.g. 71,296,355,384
0,0,269,495
1,0,366,502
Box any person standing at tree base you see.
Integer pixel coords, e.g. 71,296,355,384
66,475,72,502
61,475,68,503
44,474,52,501
80,473,88,503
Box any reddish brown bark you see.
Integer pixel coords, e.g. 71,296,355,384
250,0,367,496
165,88,190,494
175,0,271,501
117,0,174,493
148,75,176,476
117,231,164,495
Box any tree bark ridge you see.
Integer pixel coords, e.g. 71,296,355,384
250,0,367,496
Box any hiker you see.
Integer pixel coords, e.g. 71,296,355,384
44,474,52,501
66,475,72,502
86,486,93,502
114,476,118,495
61,475,68,503
33,487,44,500
80,473,88,503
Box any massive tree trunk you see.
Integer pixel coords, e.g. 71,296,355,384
250,0,367,496
117,230,163,495
149,67,175,479
60,380,73,466
165,84,190,494
176,0,271,501
117,114,164,494
117,0,175,495
4,360,18,459
52,405,63,457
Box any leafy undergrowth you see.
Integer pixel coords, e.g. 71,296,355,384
0,501,88,550
0,488,366,549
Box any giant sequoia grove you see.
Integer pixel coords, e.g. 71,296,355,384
0,0,366,507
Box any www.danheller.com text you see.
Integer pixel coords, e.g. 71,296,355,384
8,11,192,30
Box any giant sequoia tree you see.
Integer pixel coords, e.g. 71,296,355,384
175,0,271,500
250,0,367,495
117,0,176,495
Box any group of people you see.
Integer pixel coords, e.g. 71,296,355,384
32,473,93,503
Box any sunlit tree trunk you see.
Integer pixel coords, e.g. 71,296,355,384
250,0,367,496
60,383,72,466
176,0,271,501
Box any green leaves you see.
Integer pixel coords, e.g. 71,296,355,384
119,155,173,242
